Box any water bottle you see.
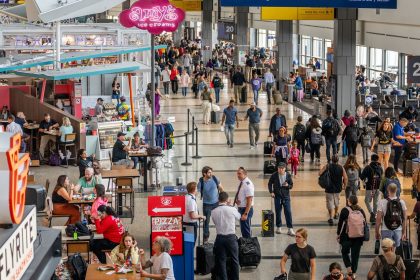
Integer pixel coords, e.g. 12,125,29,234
73,231,78,240
82,217,87,226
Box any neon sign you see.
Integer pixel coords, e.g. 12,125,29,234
119,0,185,35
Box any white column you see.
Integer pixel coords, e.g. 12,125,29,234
55,21,61,70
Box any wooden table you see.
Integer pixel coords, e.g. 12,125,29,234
43,129,60,136
86,264,144,280
23,123,40,154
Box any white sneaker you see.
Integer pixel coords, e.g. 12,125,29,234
287,228,296,236
276,227,283,234
250,146,255,149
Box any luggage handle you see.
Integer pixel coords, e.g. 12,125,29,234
401,219,412,260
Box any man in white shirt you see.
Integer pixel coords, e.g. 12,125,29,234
234,167,255,238
211,192,240,280
6,115,27,152
375,183,407,248
263,68,275,105
182,182,205,245
182,52,192,75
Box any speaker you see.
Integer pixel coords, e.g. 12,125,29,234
25,185,47,211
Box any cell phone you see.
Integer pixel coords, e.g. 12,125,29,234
374,239,380,254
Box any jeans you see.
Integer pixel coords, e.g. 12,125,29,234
163,81,170,95
274,196,293,228
238,207,254,238
253,89,259,104
345,185,359,199
341,239,363,273
214,87,221,103
342,141,348,156
325,136,337,162
131,156,146,169
248,123,260,147
364,189,380,214
266,82,273,103
362,147,370,162
382,229,402,248
214,234,240,280
181,87,187,96
171,80,178,94
90,239,119,264
224,124,235,145
310,143,321,161
393,146,403,172
346,140,358,155
203,202,219,239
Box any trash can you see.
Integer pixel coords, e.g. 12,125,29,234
172,232,194,280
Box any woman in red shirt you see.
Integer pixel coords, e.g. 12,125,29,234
90,205,125,263
170,65,179,94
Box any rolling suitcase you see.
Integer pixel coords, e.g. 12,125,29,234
397,219,420,279
196,221,214,275
264,137,273,155
238,237,261,268
264,160,277,175
211,111,220,124
261,199,274,237
240,86,247,103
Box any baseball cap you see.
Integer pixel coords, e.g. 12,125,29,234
250,102,256,106
117,132,126,137
120,96,126,102
381,238,394,249
277,162,286,169
97,97,104,102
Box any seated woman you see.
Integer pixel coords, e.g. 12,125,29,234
110,232,140,266
140,236,175,280
52,175,80,224
59,117,74,143
75,167,102,195
90,184,108,220
77,149,95,178
130,132,148,170
90,205,125,264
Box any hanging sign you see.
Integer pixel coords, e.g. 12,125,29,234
407,56,420,84
221,0,397,9
261,7,334,20
119,0,186,35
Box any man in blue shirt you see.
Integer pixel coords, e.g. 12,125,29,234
392,118,412,173
269,108,287,137
198,166,224,243
243,102,263,149
221,100,239,148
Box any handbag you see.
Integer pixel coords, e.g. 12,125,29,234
273,273,287,280
305,142,312,153
318,164,331,189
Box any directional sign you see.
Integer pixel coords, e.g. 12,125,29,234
261,7,334,20
221,0,397,9
148,196,185,217
407,56,420,84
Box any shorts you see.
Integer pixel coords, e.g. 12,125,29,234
326,193,340,210
377,144,391,154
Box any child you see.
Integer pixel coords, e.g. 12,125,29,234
359,127,372,164
288,140,300,176
292,116,306,162
110,232,140,266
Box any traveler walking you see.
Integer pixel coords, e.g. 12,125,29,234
342,119,359,156
169,65,179,94
343,155,361,199
201,86,213,125
232,67,246,104
289,141,300,177
161,65,171,96
234,167,255,238
250,73,263,104
180,69,191,97
322,110,340,163
306,117,322,164
272,127,291,166
264,68,275,104
380,167,401,199
243,102,263,149
245,55,255,82
371,119,394,170
341,110,354,157
212,73,223,104
292,116,306,162
269,108,287,138
221,100,239,148
359,127,373,164
319,154,348,225
268,162,295,235
360,154,383,224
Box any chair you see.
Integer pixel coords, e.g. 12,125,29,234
115,177,135,224
45,196,71,227
58,133,77,168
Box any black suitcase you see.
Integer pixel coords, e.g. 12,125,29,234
264,160,277,174
240,86,247,103
196,221,214,275
397,219,420,279
238,237,261,268
25,185,47,211
264,137,273,155
261,209,274,237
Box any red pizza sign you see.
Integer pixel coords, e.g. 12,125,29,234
148,196,185,217
151,216,183,255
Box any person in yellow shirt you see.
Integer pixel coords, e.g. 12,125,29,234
110,232,140,266
116,96,131,121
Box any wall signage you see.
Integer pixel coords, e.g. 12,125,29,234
169,0,202,11
261,7,334,20
407,56,420,84
221,0,397,9
119,0,186,35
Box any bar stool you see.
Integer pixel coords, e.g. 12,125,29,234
115,177,135,224
58,133,77,167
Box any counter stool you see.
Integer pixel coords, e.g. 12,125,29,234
58,133,77,168
115,177,135,224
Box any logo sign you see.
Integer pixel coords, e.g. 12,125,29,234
148,196,185,217
0,133,30,225
119,0,186,35
365,95,373,106
407,56,420,84
221,0,397,9
261,7,334,20
0,207,37,280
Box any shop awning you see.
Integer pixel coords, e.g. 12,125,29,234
12,62,150,80
0,44,167,73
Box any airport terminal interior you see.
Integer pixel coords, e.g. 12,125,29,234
0,0,420,279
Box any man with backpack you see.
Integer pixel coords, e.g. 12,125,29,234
360,154,383,224
367,238,406,280
322,110,340,163
198,166,224,243
292,116,306,162
375,183,407,248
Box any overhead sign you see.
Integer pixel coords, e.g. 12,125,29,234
221,0,397,9
261,7,334,20
148,196,185,217
119,0,186,35
169,0,202,11
407,56,420,84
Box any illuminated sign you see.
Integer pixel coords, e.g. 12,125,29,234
119,0,186,35
0,133,30,225
261,7,334,20
221,0,397,9
169,0,202,11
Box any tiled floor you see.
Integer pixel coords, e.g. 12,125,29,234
35,76,416,279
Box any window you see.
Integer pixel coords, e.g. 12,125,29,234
356,45,367,66
268,30,276,49
258,29,267,48
385,50,398,74
301,35,311,65
312,37,323,59
369,48,383,79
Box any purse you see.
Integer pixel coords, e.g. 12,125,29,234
273,273,287,280
318,164,331,189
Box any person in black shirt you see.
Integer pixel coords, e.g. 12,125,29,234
399,106,417,122
77,149,95,178
112,132,134,168
39,113,59,158
231,67,246,104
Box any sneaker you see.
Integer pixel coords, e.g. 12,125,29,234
328,219,334,226
250,146,255,149
287,228,296,236
333,213,339,219
276,227,282,234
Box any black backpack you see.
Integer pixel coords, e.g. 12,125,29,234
65,222,91,237
379,255,400,280
293,124,306,141
68,253,88,280
346,127,359,142
322,117,339,137
384,199,403,231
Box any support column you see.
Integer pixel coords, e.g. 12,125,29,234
333,9,357,117
55,21,61,70
276,20,294,80
173,21,185,46
234,7,250,65
202,0,215,63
